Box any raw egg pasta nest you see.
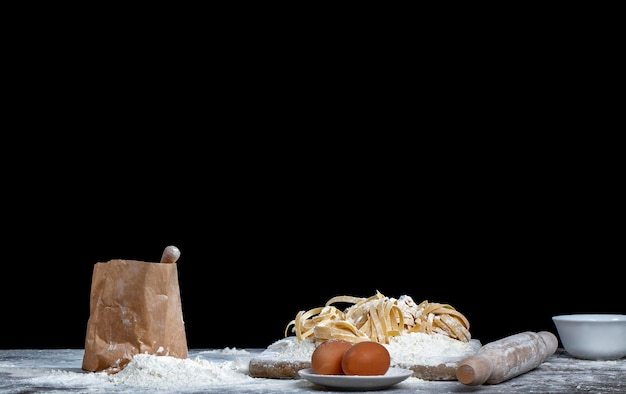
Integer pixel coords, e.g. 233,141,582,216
285,291,471,345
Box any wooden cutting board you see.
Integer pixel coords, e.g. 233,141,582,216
248,337,482,380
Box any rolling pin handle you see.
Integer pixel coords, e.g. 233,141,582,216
160,245,181,264
538,331,559,358
456,354,493,386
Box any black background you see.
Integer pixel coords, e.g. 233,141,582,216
3,16,623,351
3,140,622,351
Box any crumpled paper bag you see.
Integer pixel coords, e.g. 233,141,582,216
82,246,188,373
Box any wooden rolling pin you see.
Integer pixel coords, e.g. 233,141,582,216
456,331,558,386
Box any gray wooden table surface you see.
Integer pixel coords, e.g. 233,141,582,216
0,348,624,393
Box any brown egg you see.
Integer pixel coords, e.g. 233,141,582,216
311,339,353,375
341,341,390,376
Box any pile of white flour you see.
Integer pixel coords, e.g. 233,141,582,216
387,332,480,364
264,332,480,365
108,350,254,389
30,348,255,391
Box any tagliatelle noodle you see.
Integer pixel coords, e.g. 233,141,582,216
342,295,404,344
285,306,346,339
324,295,367,305
313,321,370,343
285,291,471,345
440,313,471,341
406,301,471,342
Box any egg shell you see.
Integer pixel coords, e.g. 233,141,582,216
311,339,353,375
341,341,390,376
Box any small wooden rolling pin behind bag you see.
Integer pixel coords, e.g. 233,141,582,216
456,331,558,386
160,245,181,264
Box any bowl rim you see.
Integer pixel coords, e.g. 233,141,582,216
552,314,626,322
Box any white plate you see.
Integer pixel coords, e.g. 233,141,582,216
298,367,412,390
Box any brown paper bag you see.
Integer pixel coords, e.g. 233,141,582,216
82,246,188,373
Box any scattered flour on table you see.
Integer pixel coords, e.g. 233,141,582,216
24,335,478,390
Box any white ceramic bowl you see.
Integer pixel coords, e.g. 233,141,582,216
552,314,626,360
